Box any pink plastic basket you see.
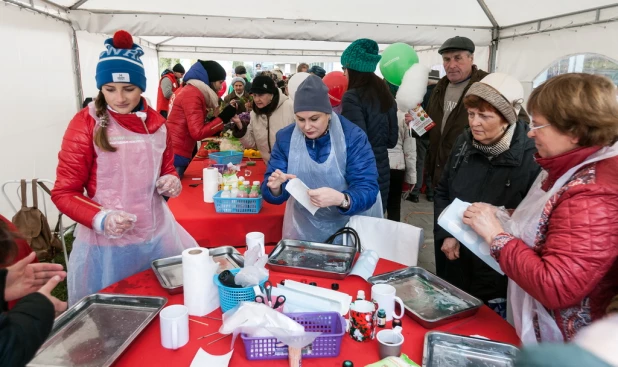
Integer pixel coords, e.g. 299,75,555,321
241,312,345,360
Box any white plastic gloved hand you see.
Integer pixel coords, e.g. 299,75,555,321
93,210,137,239
156,174,182,198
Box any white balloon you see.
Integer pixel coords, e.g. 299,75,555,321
287,72,310,101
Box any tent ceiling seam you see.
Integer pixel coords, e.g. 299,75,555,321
500,16,618,40
156,36,176,46
2,0,70,24
69,0,88,10
69,9,493,30
500,3,618,29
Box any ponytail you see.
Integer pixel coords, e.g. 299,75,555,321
93,91,117,152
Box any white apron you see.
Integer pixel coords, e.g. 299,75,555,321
68,105,197,305
503,142,618,344
283,113,383,243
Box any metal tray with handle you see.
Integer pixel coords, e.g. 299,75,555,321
422,331,519,367
368,267,483,328
267,239,358,279
28,293,167,367
151,246,244,294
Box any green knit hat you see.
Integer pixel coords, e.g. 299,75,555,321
341,39,382,73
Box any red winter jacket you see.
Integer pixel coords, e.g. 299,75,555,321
51,99,177,229
165,84,224,159
157,72,180,114
491,147,618,341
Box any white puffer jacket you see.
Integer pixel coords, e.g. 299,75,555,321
387,111,417,184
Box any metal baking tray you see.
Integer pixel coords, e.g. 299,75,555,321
28,293,167,367
368,267,483,328
267,239,357,279
151,246,244,294
422,331,519,367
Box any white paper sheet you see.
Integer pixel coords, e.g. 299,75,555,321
190,348,233,367
285,178,319,215
349,250,379,280
281,280,352,314
437,198,504,275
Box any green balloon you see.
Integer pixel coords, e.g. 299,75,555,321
379,43,419,86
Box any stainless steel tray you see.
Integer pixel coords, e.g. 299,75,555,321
267,239,357,279
422,331,519,367
368,267,482,328
28,293,167,367
151,246,244,294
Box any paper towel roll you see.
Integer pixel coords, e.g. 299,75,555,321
182,248,220,316
203,168,219,203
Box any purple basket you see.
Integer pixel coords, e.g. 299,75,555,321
241,312,345,360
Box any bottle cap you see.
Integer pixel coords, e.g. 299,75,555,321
238,176,245,181
244,181,250,186
377,309,386,317
331,283,339,290
342,361,354,367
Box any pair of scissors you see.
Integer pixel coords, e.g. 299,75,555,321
254,295,267,305
272,295,286,309
262,281,273,307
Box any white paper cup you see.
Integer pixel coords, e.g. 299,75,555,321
246,232,265,255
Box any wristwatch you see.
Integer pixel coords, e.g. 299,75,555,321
340,193,350,210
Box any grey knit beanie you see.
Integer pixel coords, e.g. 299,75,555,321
294,75,332,114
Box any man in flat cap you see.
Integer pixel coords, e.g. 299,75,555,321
425,36,529,281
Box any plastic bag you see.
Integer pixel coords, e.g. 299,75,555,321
235,245,269,287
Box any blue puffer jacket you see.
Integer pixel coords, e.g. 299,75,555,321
341,88,398,211
262,115,379,215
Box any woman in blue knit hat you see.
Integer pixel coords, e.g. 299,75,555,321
262,75,383,242
51,30,198,304
340,39,399,213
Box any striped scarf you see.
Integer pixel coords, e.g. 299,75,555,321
472,123,516,160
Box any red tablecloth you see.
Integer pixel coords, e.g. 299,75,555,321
103,248,520,367
168,157,285,247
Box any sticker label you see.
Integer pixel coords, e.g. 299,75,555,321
112,73,130,83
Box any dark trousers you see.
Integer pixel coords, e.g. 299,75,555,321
386,169,405,222
411,138,433,196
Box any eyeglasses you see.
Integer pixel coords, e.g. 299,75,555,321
529,122,551,131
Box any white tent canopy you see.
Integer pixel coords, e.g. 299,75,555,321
1,0,618,219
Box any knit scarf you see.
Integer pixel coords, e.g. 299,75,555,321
472,123,515,159
186,79,219,109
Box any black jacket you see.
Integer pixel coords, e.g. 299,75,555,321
0,269,55,366
433,121,541,302
341,88,399,211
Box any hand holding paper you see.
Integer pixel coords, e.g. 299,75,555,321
285,178,319,215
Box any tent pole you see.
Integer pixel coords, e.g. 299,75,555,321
2,0,69,23
69,0,88,10
489,28,499,73
71,28,84,111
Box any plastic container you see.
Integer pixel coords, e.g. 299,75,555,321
241,312,346,360
209,151,244,165
213,191,263,214
213,268,266,312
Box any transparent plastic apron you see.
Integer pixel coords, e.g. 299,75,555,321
283,113,382,243
68,105,197,305
503,142,618,344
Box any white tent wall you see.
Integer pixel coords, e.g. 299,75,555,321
76,31,160,105
0,4,76,221
496,21,618,101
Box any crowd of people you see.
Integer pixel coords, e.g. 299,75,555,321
1,27,617,366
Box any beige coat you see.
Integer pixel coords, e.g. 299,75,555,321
240,90,295,163
388,111,417,185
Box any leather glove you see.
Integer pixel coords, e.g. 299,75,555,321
93,210,137,239
218,104,237,124
156,174,182,198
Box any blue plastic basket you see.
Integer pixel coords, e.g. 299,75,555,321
213,191,263,214
208,151,244,165
213,268,267,312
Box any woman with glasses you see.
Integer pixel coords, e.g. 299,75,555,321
434,73,540,314
463,73,618,343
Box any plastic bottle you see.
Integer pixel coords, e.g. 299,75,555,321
356,290,365,301
249,184,260,198
377,309,386,328
253,181,261,195
221,185,231,198
231,187,239,198
244,181,251,194
237,186,248,198
238,181,246,193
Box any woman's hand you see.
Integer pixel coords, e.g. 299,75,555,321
156,174,181,197
245,102,252,112
37,275,68,316
5,252,66,302
267,169,296,196
462,203,504,244
441,237,460,260
231,115,243,130
307,188,345,208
